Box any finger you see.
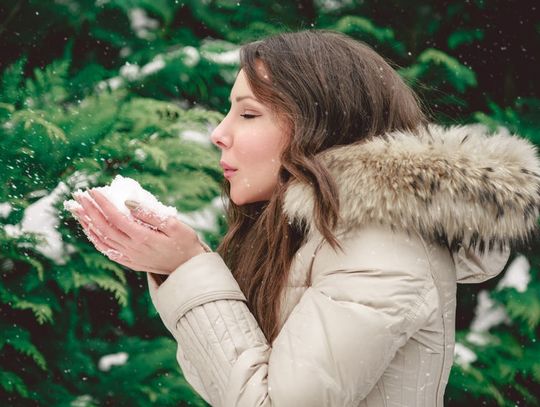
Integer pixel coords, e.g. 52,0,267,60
124,201,196,240
125,203,177,237
84,225,164,273
74,194,130,249
77,211,127,253
80,219,119,254
77,209,168,273
88,189,163,240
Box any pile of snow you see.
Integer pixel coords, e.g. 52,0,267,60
202,48,240,65
469,290,512,334
65,175,178,221
454,252,532,368
128,8,159,40
496,255,530,293
180,129,212,146
454,342,477,368
98,352,129,371
0,202,12,218
4,182,71,264
64,174,222,233
2,171,222,265
98,55,166,91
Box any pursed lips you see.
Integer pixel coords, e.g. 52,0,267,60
220,161,238,178
223,169,237,178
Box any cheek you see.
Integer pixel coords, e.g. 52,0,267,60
238,134,284,167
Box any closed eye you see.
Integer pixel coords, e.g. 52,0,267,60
240,114,259,119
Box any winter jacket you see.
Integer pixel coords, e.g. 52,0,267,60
147,124,540,407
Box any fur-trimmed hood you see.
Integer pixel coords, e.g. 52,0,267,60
283,124,540,253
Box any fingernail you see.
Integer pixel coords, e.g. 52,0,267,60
125,200,140,210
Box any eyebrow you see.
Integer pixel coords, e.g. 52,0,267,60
228,95,260,103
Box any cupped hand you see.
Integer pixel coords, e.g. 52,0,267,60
70,189,206,275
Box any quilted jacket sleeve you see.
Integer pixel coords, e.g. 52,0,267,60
147,235,435,407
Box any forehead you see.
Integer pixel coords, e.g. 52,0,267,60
231,69,252,95
232,61,269,96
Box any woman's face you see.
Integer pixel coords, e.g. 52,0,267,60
210,66,289,205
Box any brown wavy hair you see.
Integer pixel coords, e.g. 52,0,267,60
216,29,427,343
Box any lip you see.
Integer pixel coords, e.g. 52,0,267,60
220,161,238,171
223,169,237,179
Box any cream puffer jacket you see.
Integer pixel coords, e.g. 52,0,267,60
147,124,540,407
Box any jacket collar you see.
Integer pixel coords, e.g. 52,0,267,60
283,124,540,252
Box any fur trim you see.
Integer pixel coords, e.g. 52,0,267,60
283,124,540,252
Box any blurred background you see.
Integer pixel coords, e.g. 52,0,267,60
0,0,538,406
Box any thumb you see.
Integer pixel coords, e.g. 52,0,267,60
125,200,169,231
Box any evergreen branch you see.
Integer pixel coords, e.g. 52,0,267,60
23,58,70,107
0,102,15,113
87,274,128,307
1,326,47,370
24,256,45,281
0,288,54,324
0,370,29,398
12,109,67,142
137,143,169,171
82,252,125,277
0,56,26,105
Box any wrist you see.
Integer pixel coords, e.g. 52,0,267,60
165,241,210,276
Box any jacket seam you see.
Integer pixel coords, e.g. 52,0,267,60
167,290,246,325
414,231,448,407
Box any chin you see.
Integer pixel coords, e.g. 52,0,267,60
230,190,270,206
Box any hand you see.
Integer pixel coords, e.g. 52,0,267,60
70,189,206,275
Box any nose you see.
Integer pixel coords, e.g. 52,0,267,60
210,116,232,149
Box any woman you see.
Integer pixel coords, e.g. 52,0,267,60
70,30,540,406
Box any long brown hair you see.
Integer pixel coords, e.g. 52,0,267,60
217,29,427,342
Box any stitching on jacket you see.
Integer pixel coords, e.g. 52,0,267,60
229,300,254,346
176,317,214,403
215,300,242,366
200,302,240,377
188,305,231,389
379,378,388,407
414,231,449,407
304,236,326,287
238,300,268,345
175,322,211,403
171,290,246,324
180,310,228,399
191,305,231,390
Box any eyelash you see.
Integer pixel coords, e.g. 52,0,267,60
240,114,259,119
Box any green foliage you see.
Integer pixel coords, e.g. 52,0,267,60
448,28,484,49
474,98,540,145
331,15,406,55
0,45,223,405
399,48,477,112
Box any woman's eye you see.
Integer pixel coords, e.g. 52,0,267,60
240,114,259,119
